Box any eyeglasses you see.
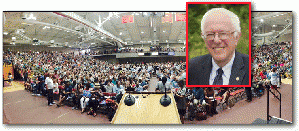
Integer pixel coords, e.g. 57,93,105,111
204,31,235,41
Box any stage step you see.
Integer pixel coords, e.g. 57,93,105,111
270,116,292,124
252,116,292,124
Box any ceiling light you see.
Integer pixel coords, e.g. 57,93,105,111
27,13,36,20
260,19,264,22
141,31,144,34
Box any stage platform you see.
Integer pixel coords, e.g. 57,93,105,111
111,92,181,124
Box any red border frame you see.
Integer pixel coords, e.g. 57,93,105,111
186,2,252,88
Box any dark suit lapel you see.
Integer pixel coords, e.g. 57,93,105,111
202,55,212,85
229,52,245,85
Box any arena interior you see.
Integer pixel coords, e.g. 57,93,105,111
2,12,292,124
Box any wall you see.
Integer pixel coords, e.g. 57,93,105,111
117,56,186,64
123,43,185,52
93,55,118,64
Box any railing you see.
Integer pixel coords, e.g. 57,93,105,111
267,86,282,124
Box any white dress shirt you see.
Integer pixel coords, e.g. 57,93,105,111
209,52,235,85
45,77,54,89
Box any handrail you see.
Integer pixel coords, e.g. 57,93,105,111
267,86,282,123
275,88,282,118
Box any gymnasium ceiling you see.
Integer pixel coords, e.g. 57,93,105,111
3,12,186,49
3,12,292,48
252,12,292,38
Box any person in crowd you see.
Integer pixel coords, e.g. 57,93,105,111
8,73,13,86
115,89,125,103
87,92,100,117
24,77,32,91
105,80,114,93
193,87,205,106
175,79,187,124
72,83,84,110
205,87,217,116
56,81,72,107
156,77,171,92
269,67,279,98
80,86,91,113
134,82,144,92
106,99,118,121
37,73,45,96
112,81,124,94
53,79,59,101
219,87,231,109
45,74,54,106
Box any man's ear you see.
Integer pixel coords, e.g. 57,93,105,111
201,32,205,39
234,32,241,46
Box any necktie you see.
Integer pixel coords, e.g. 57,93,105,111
213,68,223,85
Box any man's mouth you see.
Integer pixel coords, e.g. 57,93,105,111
213,47,225,51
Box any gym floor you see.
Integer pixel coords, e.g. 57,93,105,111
3,78,292,124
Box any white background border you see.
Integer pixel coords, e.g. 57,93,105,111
1,0,297,130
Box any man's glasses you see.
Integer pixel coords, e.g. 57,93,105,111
204,31,235,41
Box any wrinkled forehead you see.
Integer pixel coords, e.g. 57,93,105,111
203,12,235,32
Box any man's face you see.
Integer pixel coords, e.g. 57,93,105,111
203,12,240,63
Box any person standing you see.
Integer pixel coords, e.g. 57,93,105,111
175,80,187,124
8,73,13,86
269,67,279,98
45,74,54,106
245,73,253,102
205,87,217,116
37,73,45,96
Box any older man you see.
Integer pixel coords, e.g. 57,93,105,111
188,8,249,85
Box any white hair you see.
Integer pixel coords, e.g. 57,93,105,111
201,8,241,38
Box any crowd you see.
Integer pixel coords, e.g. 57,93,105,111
251,42,292,98
4,49,188,121
4,41,291,123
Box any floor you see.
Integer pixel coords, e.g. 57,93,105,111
185,79,293,124
3,78,293,124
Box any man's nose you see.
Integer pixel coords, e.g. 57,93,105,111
213,34,222,43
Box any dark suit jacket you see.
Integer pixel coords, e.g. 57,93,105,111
188,51,249,85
